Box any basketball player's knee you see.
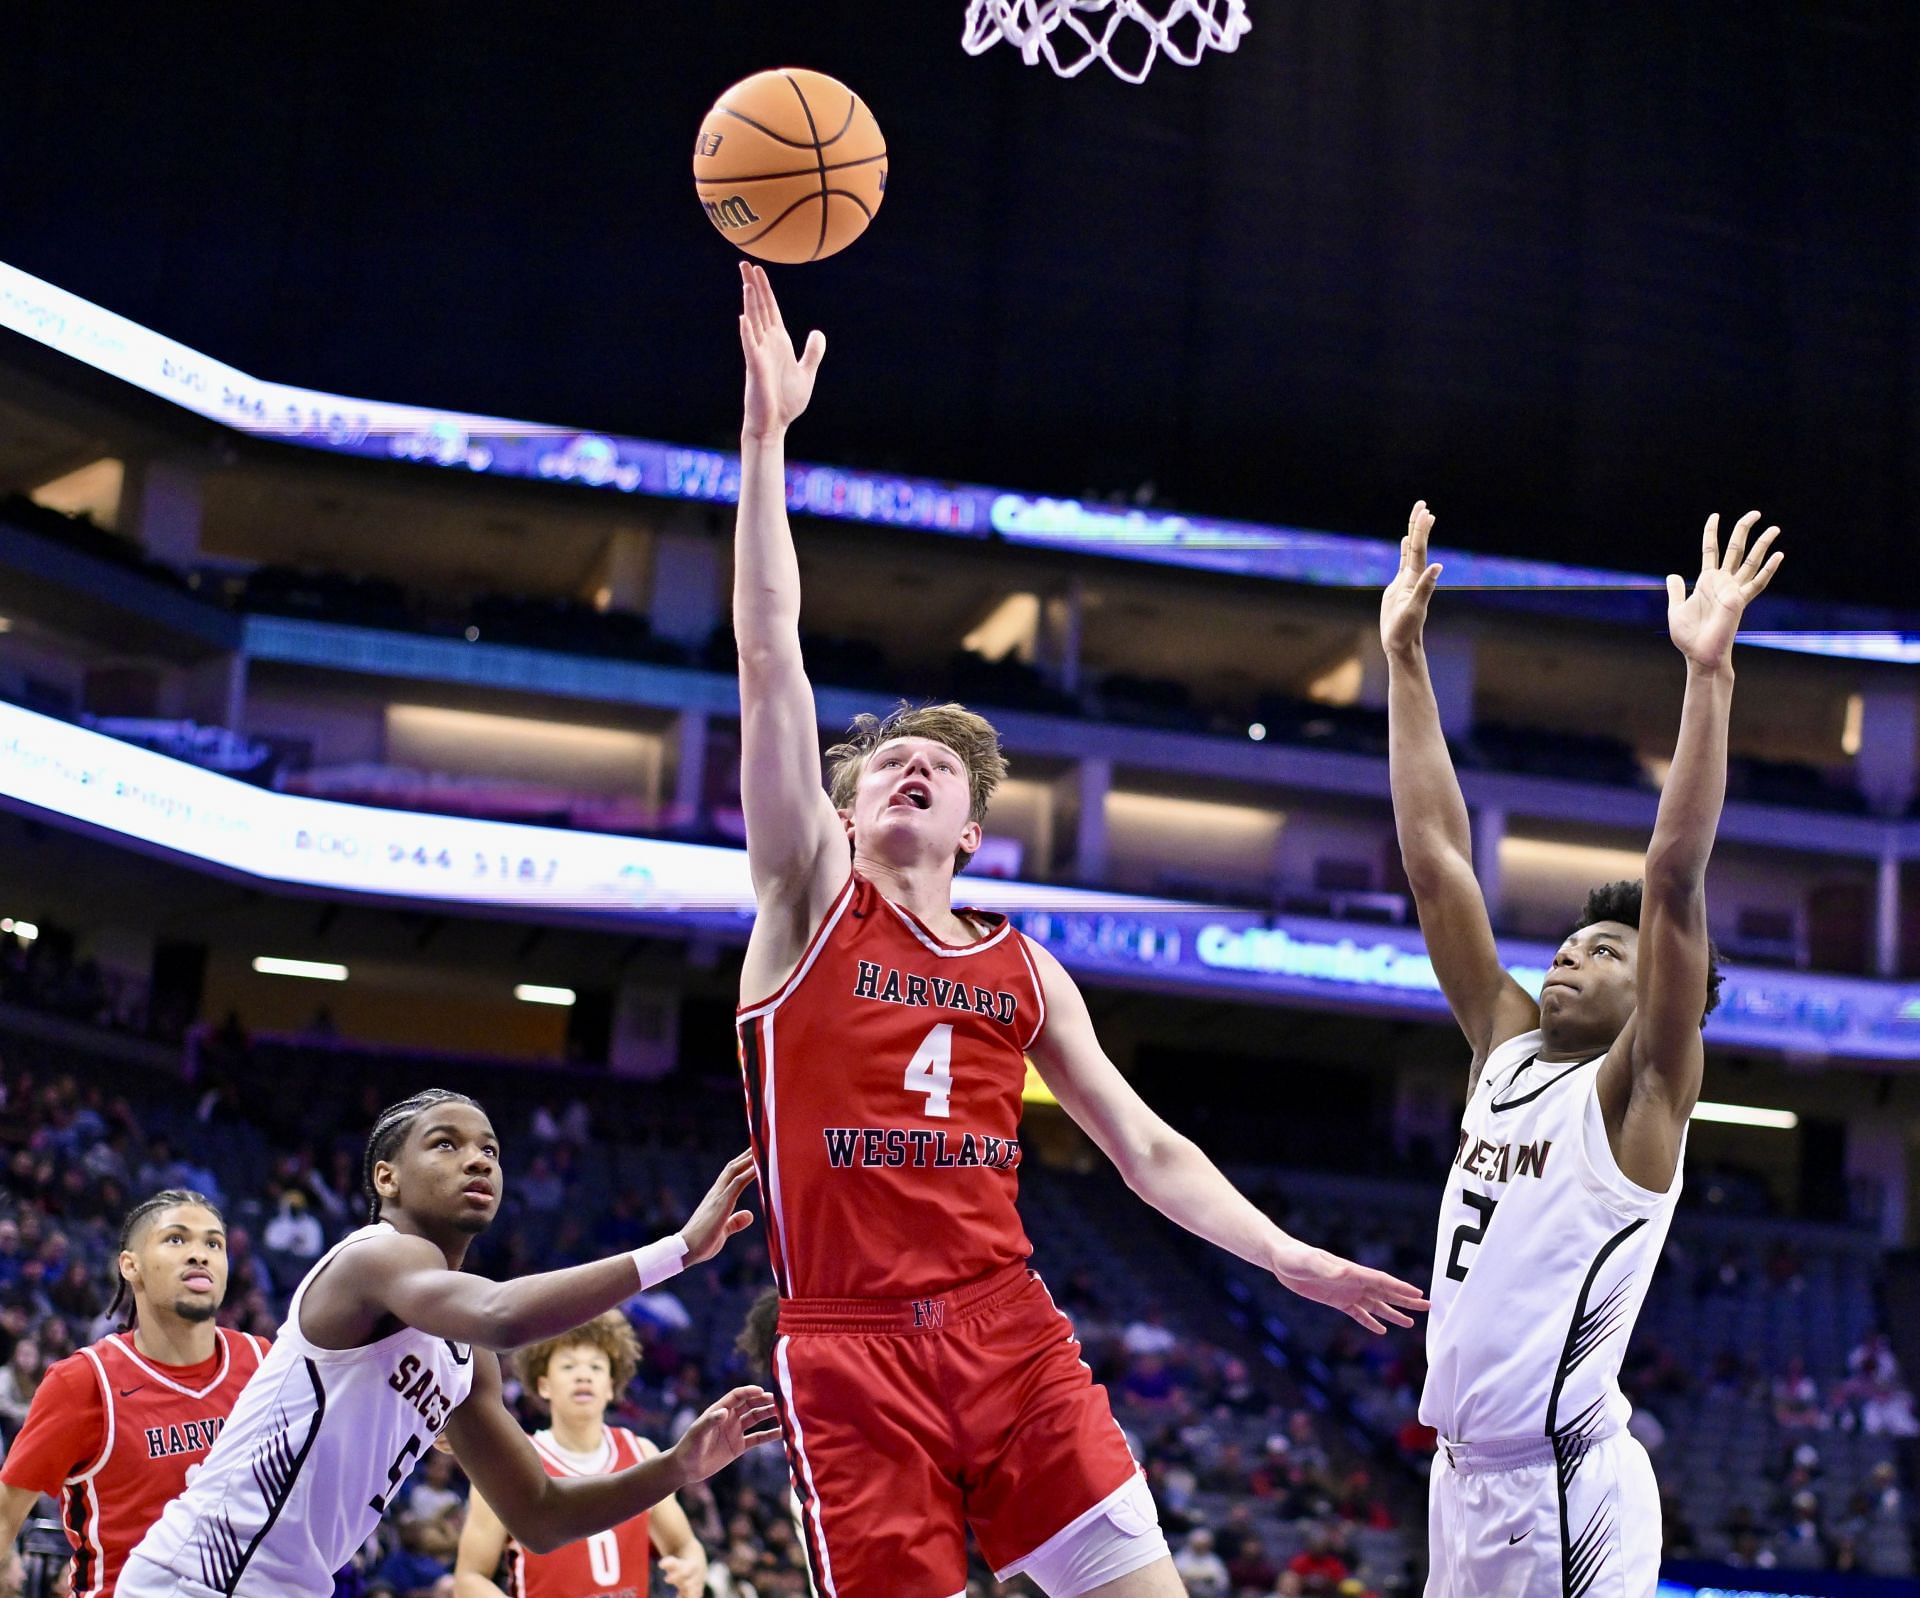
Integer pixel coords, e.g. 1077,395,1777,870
1012,1476,1170,1597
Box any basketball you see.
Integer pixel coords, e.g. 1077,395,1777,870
694,68,887,264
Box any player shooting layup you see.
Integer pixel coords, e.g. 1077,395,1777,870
730,261,1428,1598
1381,503,1782,1597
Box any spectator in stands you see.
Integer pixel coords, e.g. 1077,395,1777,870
46,1260,98,1323
1772,1356,1824,1429
405,1446,466,1526
0,1338,40,1439
1172,1527,1230,1596
1862,1382,1920,1436
531,1097,591,1148
0,1223,19,1294
1122,1304,1179,1357
135,1134,188,1197
1286,1523,1351,1594
1660,1491,1698,1559
1778,1490,1828,1570
1723,1505,1778,1570
1228,1533,1280,1593
1849,1331,1900,1388
263,1187,324,1265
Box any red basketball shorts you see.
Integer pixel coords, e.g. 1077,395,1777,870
771,1261,1142,1597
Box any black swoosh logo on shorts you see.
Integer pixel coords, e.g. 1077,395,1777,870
1508,1529,1533,1545
119,1385,145,1397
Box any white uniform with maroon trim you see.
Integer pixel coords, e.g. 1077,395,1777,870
123,1224,475,1598
1420,1031,1680,1598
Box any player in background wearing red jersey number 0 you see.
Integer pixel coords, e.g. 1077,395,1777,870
455,1310,709,1598
732,261,1429,1598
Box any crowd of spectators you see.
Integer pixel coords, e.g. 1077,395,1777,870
1,951,1917,1591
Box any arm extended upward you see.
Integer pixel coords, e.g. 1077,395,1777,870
734,263,846,935
1382,502,1537,1079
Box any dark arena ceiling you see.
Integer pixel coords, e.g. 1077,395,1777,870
2,2,1916,605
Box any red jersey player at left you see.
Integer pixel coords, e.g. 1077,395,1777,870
0,1188,267,1598
453,1310,708,1598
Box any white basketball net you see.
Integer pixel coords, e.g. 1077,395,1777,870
963,0,1249,83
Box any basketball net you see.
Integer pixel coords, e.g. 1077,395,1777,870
963,0,1249,82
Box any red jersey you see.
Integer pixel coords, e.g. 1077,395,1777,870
0,1326,269,1598
737,870,1047,1299
503,1428,653,1598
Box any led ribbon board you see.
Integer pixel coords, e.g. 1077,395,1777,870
3,700,1918,1061
0,259,1688,596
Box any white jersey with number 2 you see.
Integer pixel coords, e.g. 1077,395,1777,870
1419,1030,1682,1447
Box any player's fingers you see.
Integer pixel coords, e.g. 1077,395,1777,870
1665,574,1686,612
1738,526,1780,581
1700,513,1720,574
801,328,827,373
1723,509,1759,572
1416,562,1443,599
1748,549,1784,594
724,1209,754,1235
1377,1305,1417,1329
1393,1287,1432,1310
1351,1307,1387,1335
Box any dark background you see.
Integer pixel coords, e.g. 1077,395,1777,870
2,2,1914,604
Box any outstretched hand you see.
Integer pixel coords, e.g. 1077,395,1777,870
739,262,825,440
1272,1239,1430,1336
680,1150,758,1266
668,1385,782,1483
1667,511,1783,672
1380,501,1443,657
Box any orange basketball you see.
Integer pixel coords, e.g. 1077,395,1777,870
693,68,887,264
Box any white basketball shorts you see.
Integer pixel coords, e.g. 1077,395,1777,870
1425,1430,1662,1598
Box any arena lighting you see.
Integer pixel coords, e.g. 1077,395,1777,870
6,253,1892,653
513,983,576,1006
1688,1101,1799,1131
0,918,38,941
251,957,348,981
9,700,1920,1060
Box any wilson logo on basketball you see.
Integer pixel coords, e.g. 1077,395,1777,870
703,195,761,231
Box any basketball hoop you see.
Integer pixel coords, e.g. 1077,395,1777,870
963,0,1249,83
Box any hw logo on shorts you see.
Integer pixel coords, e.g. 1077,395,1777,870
913,1297,946,1329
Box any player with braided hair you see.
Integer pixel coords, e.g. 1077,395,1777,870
124,1089,777,1598
0,1189,267,1597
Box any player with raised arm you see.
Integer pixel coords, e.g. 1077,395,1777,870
453,1310,709,1598
1381,502,1782,1596
120,1090,778,1598
0,1190,266,1598
730,261,1428,1598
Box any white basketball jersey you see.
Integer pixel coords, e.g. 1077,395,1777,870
131,1224,476,1597
1419,1030,1682,1446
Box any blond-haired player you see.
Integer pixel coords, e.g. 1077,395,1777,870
728,261,1428,1598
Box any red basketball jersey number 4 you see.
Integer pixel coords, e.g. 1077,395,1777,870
904,1024,955,1118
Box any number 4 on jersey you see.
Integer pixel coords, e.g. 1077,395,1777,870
903,1023,955,1118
